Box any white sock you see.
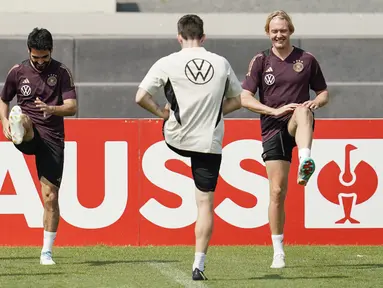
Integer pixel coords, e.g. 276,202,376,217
298,148,311,163
192,252,206,271
42,231,56,254
271,234,284,256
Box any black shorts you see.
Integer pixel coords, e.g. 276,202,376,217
261,128,296,162
166,143,221,192
262,120,315,162
14,127,64,188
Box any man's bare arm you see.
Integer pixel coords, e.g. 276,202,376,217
241,90,300,117
313,89,329,108
53,99,77,116
223,95,241,116
240,90,275,115
35,98,77,117
135,88,169,119
0,98,10,122
302,89,329,110
0,98,11,140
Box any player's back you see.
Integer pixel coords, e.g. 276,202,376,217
160,47,232,153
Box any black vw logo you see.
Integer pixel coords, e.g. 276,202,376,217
185,58,214,85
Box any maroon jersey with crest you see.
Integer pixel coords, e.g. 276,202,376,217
242,47,327,142
1,59,77,147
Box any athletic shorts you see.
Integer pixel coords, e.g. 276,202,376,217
14,127,64,188
261,120,315,163
261,128,296,162
166,143,222,192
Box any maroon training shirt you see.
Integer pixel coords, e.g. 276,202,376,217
1,59,77,147
242,47,327,142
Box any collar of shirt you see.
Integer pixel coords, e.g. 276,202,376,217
181,47,206,52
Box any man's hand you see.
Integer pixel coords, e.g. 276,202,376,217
1,118,11,140
302,100,319,111
35,98,55,116
272,103,300,117
162,103,170,120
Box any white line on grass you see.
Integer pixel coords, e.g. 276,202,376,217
149,262,209,288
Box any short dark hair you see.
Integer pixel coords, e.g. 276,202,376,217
27,28,53,51
177,14,204,40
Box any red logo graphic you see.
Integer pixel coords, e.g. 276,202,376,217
317,144,378,224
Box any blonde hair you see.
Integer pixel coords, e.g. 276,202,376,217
264,10,295,33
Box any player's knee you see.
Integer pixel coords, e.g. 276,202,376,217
294,106,313,121
21,114,32,127
197,197,214,210
195,192,214,211
44,193,59,212
41,182,59,211
21,114,33,133
269,186,286,204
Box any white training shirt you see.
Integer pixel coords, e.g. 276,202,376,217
139,47,243,154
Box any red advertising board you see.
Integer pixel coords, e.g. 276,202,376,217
0,119,140,246
0,119,381,246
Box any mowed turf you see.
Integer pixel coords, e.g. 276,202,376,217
0,246,381,288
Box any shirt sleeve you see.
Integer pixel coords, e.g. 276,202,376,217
139,58,168,96
241,54,264,94
1,65,18,102
223,60,243,99
309,56,327,92
61,65,77,100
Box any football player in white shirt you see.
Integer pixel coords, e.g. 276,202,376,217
136,14,243,281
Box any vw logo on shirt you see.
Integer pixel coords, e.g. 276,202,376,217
264,74,275,86
185,58,215,85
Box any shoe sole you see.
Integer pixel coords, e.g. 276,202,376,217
270,264,286,269
40,260,56,265
192,269,208,281
297,159,315,186
298,178,308,186
9,107,24,145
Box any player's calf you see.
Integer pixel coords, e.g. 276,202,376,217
193,190,213,280
40,179,59,265
288,106,314,148
289,107,315,186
